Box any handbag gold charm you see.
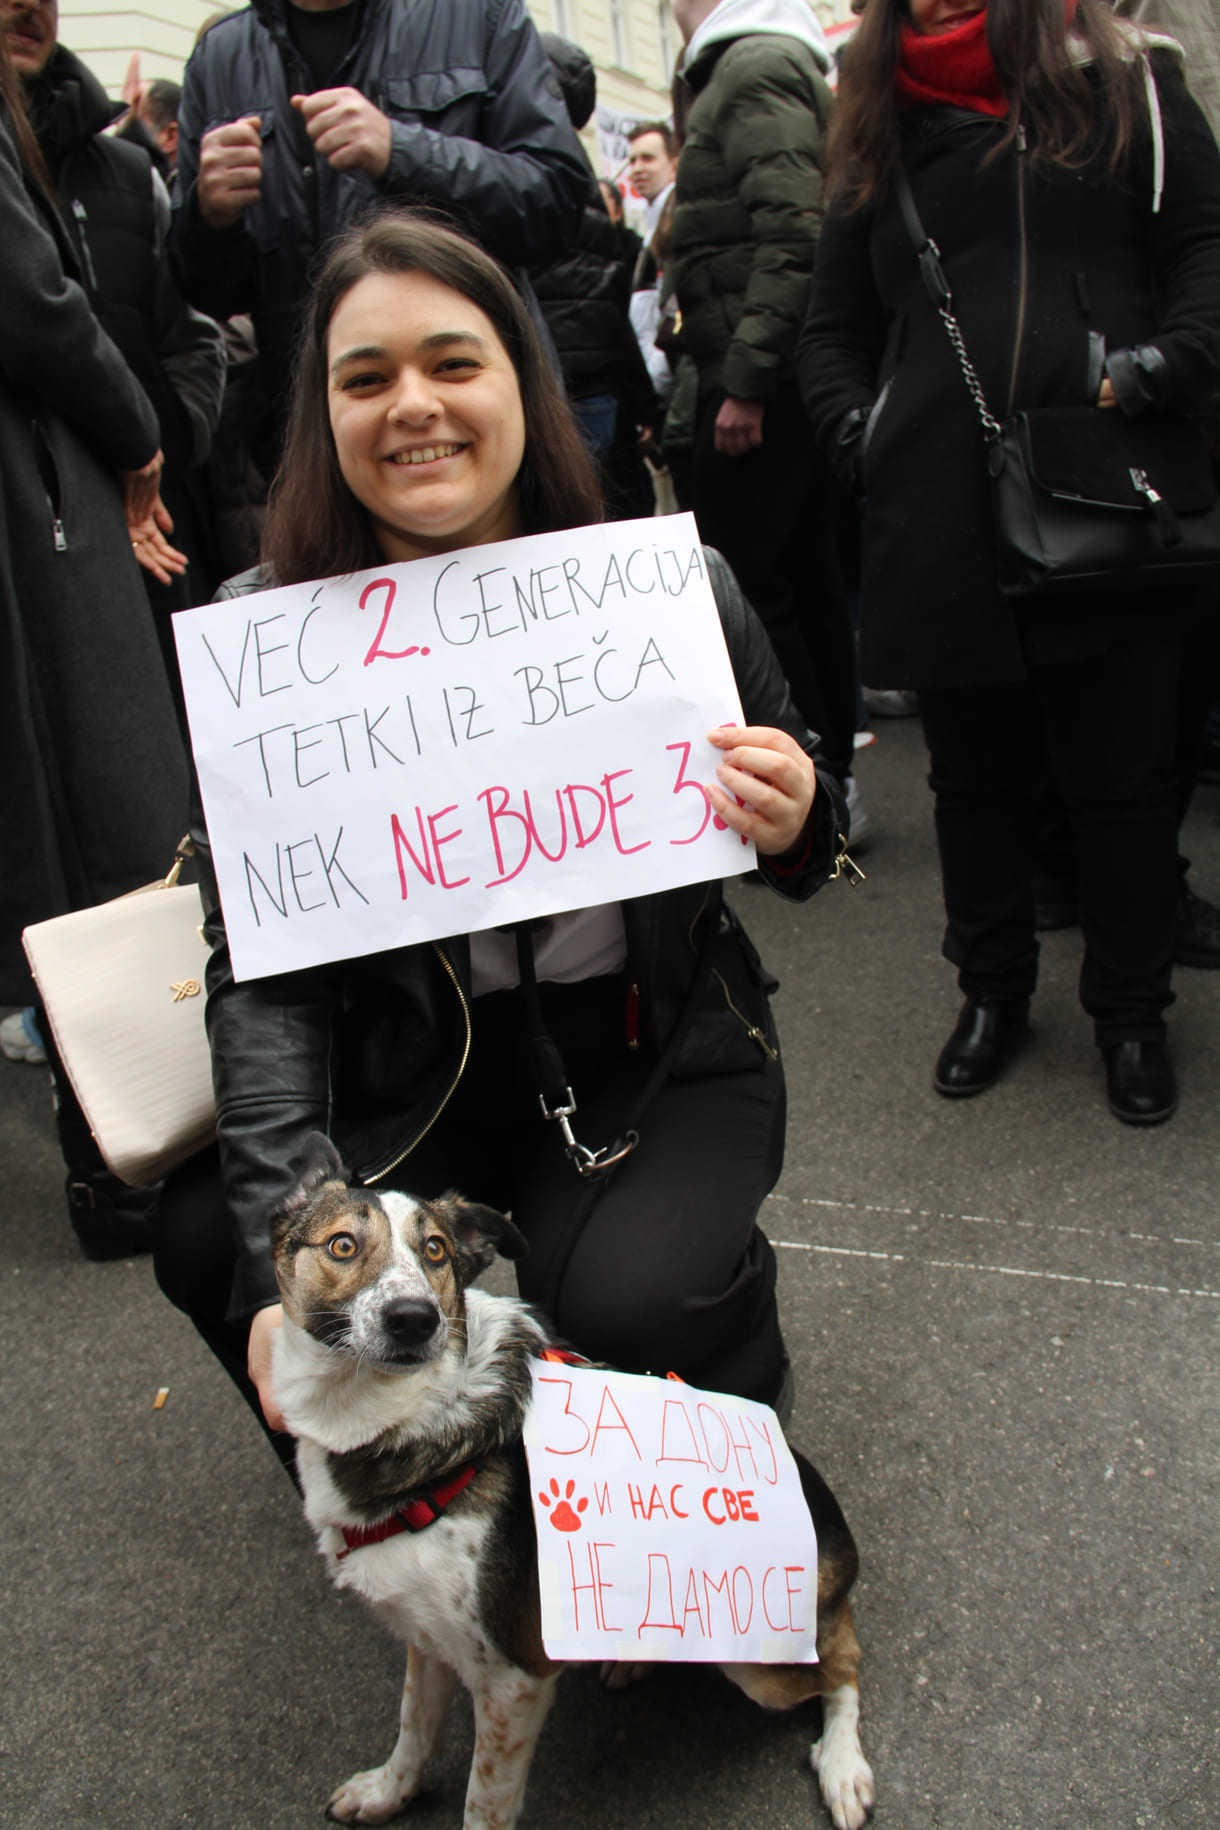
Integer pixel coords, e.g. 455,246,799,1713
170,980,202,1001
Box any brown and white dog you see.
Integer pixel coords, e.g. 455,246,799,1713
269,1134,874,1830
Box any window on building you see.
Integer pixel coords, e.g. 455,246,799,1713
608,0,628,66
657,1,675,73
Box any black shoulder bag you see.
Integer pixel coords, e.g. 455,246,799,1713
895,168,1220,600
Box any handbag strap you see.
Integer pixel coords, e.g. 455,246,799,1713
895,169,1002,443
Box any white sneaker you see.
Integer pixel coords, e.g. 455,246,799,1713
862,686,919,718
1,1007,47,1064
844,776,872,852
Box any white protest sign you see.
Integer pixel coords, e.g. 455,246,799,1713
524,1362,818,1665
173,517,753,983
595,102,640,186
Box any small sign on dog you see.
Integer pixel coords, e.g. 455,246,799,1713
524,1363,818,1665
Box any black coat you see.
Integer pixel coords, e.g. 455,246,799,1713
193,551,848,1318
0,103,189,1001
30,47,225,482
170,0,589,463
798,52,1220,690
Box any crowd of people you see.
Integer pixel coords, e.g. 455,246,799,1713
2,0,1219,1478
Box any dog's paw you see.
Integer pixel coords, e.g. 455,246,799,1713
326,1765,414,1826
810,1735,875,1830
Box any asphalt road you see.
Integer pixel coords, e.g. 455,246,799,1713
3,710,1217,1830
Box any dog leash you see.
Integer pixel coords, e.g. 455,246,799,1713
512,922,639,1181
513,896,723,1316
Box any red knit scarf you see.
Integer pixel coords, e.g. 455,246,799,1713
895,11,1007,117
895,2,1081,118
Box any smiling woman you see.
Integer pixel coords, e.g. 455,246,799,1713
263,213,601,585
326,270,527,562
153,210,849,1493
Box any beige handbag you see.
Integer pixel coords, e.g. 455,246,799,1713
22,839,217,1186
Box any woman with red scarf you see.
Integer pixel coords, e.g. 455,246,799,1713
799,0,1220,1123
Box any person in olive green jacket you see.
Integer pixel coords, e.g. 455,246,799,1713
670,0,861,815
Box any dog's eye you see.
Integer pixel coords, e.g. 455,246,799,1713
423,1236,449,1264
327,1233,359,1260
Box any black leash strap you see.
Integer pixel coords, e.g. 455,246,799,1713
513,923,638,1180
513,894,724,1313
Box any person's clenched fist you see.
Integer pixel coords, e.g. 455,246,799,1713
198,115,263,228
292,88,392,177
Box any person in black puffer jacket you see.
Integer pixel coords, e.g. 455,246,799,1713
532,33,661,519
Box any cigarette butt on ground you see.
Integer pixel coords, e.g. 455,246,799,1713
153,1387,169,1411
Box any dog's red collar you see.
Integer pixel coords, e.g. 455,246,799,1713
335,1456,487,1560
334,1352,589,1559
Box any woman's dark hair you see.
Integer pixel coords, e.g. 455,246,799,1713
826,0,1147,210
263,211,604,586
0,29,56,205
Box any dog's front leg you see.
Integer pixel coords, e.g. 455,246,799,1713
463,1667,558,1830
811,1679,874,1830
327,1643,458,1825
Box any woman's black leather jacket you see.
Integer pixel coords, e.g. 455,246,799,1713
195,548,849,1318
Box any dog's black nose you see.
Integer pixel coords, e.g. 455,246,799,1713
381,1297,440,1347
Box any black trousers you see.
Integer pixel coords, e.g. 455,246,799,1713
154,973,788,1471
692,386,857,784
918,633,1182,1045
1036,609,1220,890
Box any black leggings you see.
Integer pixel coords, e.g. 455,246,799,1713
154,975,788,1472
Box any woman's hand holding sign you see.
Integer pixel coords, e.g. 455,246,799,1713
705,726,816,859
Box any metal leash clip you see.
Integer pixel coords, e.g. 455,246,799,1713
537,1086,639,1178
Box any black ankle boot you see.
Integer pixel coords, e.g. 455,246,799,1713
933,998,1029,1098
1103,1041,1178,1125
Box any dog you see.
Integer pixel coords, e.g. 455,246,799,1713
269,1134,875,1830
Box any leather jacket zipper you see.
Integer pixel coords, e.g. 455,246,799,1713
1005,123,1028,416
712,966,778,1062
693,884,779,1064
362,943,472,1184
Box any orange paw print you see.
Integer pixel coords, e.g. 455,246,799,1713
538,1477,588,1532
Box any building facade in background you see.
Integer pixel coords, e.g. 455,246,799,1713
57,0,855,164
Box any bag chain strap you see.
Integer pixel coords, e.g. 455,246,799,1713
895,169,1002,443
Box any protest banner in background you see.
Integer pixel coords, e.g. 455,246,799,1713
524,1363,818,1665
595,102,642,188
173,516,752,983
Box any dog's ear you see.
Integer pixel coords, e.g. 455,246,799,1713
269,1132,350,1249
441,1196,529,1284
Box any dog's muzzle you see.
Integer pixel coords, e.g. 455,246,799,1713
380,1297,442,1353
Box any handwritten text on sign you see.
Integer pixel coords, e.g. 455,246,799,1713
524,1364,818,1665
173,517,751,983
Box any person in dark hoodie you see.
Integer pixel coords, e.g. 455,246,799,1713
532,31,660,519
6,0,228,724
